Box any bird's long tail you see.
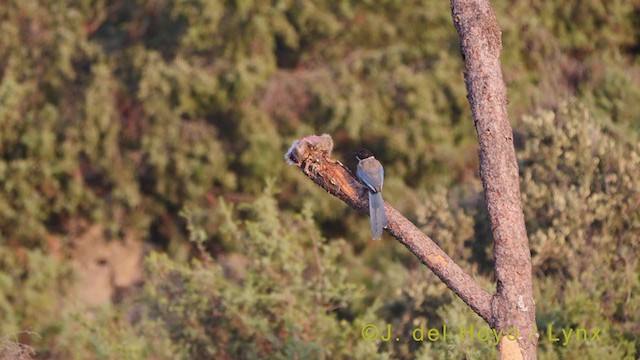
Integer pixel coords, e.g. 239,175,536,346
369,192,388,240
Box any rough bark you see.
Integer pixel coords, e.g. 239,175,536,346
285,139,493,324
450,0,538,359
285,1,537,356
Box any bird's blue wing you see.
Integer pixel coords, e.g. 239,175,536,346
357,159,384,193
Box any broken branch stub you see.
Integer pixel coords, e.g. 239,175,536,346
285,134,494,324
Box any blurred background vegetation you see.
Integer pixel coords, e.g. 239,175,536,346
0,0,638,359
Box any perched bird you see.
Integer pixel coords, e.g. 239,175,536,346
355,149,388,240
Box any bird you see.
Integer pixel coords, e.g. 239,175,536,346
354,149,388,240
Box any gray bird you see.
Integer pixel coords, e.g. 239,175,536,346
355,149,388,240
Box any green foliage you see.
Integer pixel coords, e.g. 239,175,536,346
2,0,639,243
497,0,640,137
0,0,639,358
46,193,384,359
520,103,639,359
54,308,179,360
0,245,73,352
141,193,368,358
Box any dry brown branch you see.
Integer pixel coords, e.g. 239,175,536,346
0,336,36,360
450,0,537,358
285,137,493,324
286,1,537,356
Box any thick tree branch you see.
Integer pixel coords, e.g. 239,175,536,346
450,0,537,359
285,137,493,324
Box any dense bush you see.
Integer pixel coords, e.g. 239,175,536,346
0,0,638,358
520,103,639,359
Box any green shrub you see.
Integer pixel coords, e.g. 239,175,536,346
1,0,639,358
520,103,639,359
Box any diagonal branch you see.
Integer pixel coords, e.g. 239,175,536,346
285,137,493,324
